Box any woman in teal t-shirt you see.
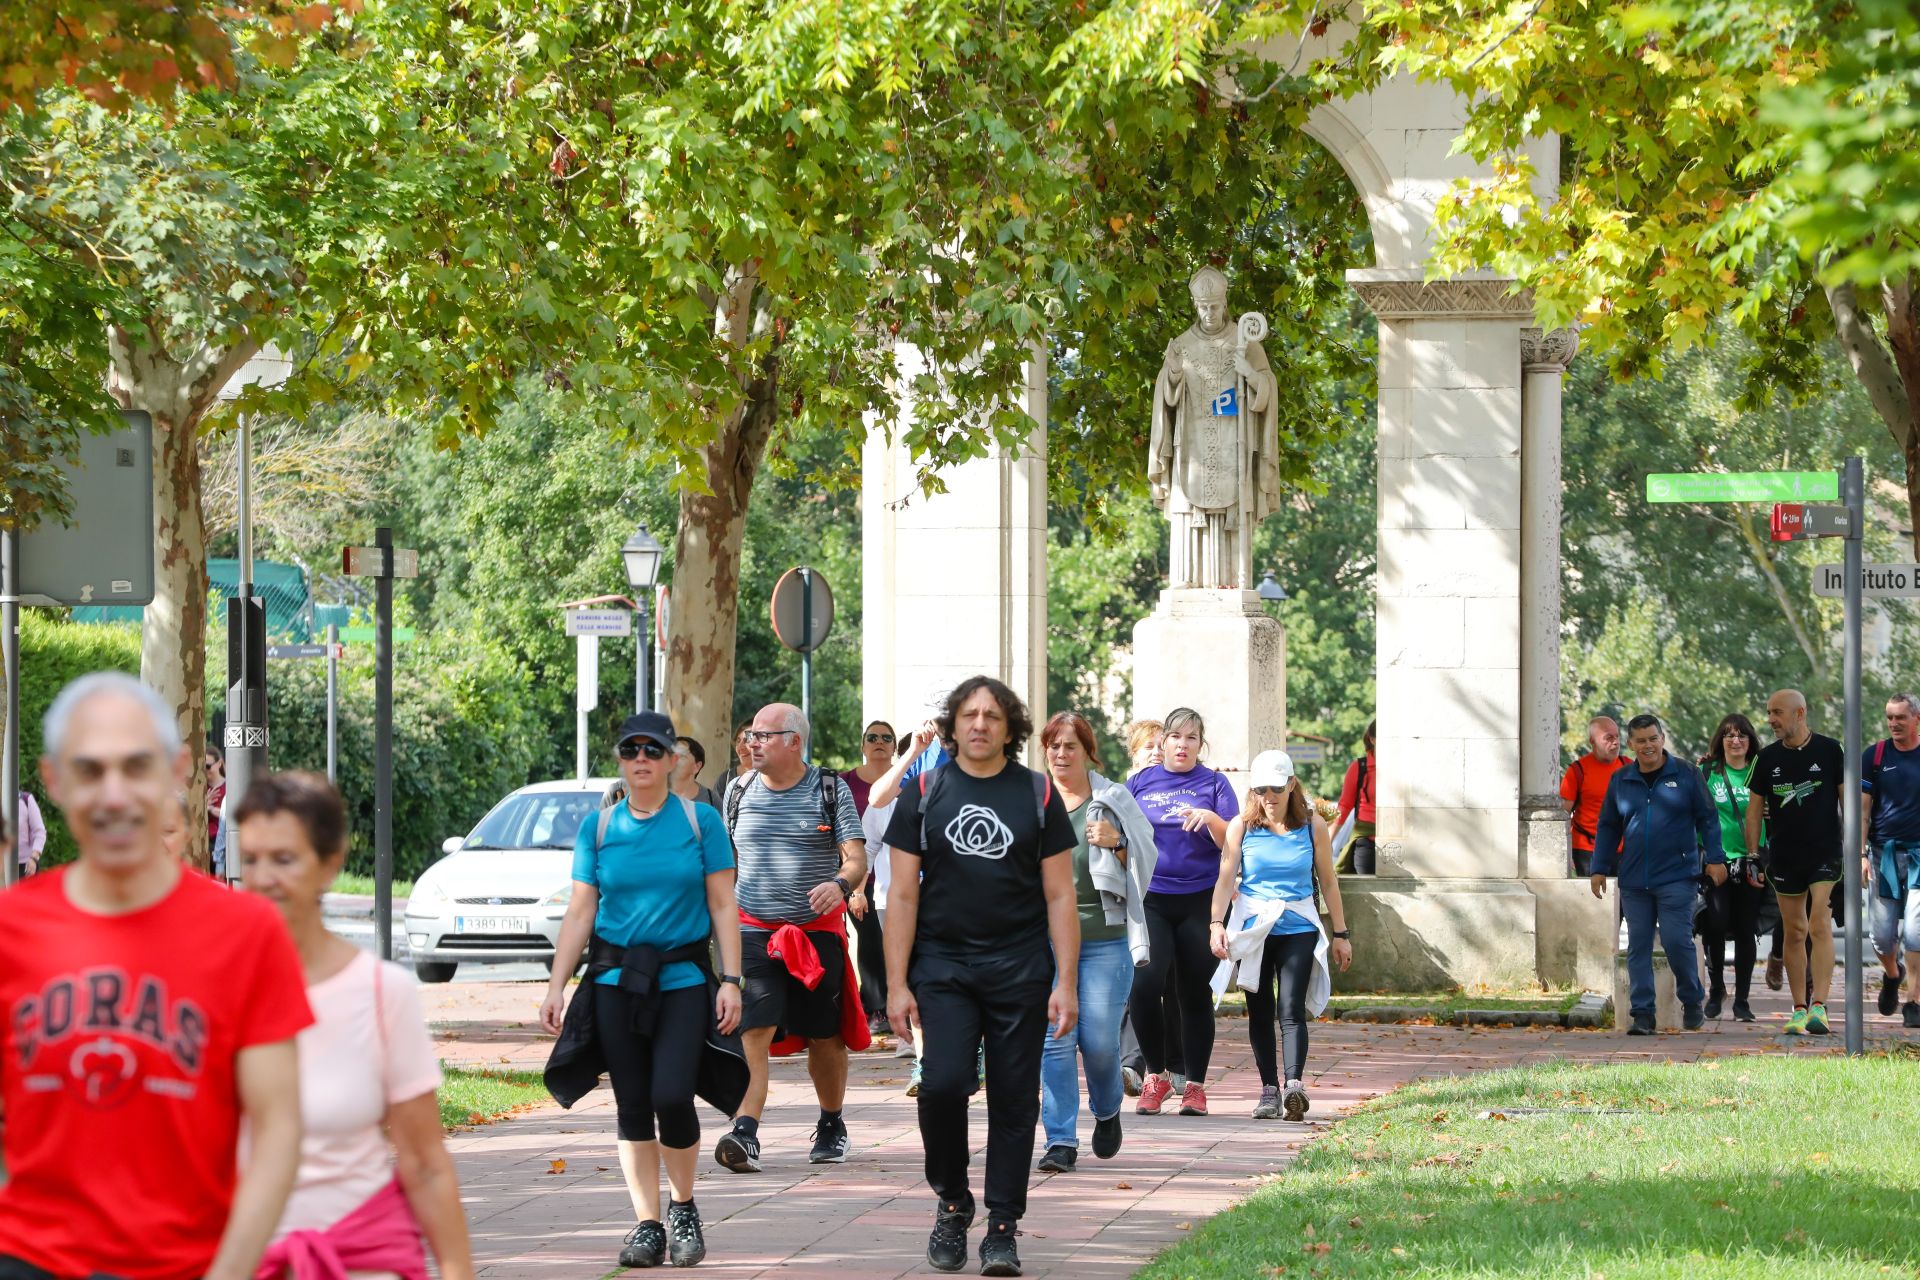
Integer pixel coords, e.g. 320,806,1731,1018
1700,713,1765,1023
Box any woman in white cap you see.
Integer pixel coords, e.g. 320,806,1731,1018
1208,750,1351,1121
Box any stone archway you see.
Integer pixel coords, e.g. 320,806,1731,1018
861,55,1605,991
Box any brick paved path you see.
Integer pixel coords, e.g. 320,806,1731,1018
420,974,1914,1279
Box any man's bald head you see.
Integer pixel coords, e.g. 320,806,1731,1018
1765,688,1810,744
1587,716,1621,762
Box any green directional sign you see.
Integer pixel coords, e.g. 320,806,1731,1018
1645,471,1838,503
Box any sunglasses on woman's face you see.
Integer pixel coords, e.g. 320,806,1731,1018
865,733,895,744
617,740,672,761
1250,785,1285,797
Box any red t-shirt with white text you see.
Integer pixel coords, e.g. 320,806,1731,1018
0,866,313,1279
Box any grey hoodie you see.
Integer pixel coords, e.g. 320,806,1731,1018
1083,769,1160,967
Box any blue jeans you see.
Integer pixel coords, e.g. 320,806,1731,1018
1041,936,1132,1150
1621,878,1705,1017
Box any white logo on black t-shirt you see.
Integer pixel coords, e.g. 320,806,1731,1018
945,804,1014,859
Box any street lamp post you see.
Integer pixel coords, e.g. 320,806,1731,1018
622,526,663,714
1257,570,1289,607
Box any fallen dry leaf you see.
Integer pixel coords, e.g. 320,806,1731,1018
1304,1242,1332,1255
1175,1221,1192,1231
1348,1216,1364,1229
1114,1182,1132,1190
548,1159,567,1175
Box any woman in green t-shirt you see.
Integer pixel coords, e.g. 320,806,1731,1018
1700,713,1766,1022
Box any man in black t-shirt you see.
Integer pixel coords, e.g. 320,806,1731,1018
884,675,1079,1278
1747,688,1847,1036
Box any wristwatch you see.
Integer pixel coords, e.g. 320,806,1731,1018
1331,929,1351,940
720,974,743,987
832,876,853,900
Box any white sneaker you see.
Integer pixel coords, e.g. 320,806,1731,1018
894,1039,916,1059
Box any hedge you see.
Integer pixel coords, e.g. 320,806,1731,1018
10,616,545,882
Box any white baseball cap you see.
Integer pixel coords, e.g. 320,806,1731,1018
1248,750,1296,790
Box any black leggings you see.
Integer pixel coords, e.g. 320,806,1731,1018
1243,931,1318,1086
594,981,708,1147
851,880,888,1015
1129,889,1218,1082
1698,872,1764,1002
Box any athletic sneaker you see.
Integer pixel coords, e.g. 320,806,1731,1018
1682,1004,1705,1031
979,1219,1022,1277
1136,1073,1172,1115
1732,998,1756,1022
1765,956,1785,990
1703,993,1724,1020
1037,1144,1076,1173
1282,1080,1310,1122
1881,970,1903,1017
620,1220,666,1268
714,1124,761,1173
894,1037,917,1059
667,1200,705,1267
1121,1065,1143,1097
809,1113,851,1164
1252,1086,1281,1119
1626,1012,1656,1036
927,1202,972,1273
907,1059,923,1097
1782,1006,1811,1036
1904,1002,1920,1028
1805,1002,1831,1035
1092,1112,1122,1159
1178,1081,1208,1116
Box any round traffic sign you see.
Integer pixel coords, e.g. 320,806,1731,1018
770,567,834,654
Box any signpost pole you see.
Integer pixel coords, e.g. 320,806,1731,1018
325,623,339,785
1841,458,1865,1055
2,526,19,889
800,568,814,760
374,527,394,962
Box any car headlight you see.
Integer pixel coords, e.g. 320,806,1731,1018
412,878,449,908
543,884,573,907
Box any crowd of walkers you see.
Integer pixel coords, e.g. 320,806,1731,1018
1569,690,1920,1036
0,670,1349,1278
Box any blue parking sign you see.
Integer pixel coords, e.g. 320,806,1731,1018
1211,385,1238,416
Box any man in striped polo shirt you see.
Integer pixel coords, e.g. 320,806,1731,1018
712,703,868,1174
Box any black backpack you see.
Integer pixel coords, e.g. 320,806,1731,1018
723,768,845,841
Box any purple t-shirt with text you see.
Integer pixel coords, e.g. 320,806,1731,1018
1127,763,1241,893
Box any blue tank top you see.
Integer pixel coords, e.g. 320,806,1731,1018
1238,823,1319,936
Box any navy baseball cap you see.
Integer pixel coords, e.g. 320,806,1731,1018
616,711,677,750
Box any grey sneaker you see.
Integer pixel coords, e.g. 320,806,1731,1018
1252,1085,1282,1119
1282,1081,1310,1122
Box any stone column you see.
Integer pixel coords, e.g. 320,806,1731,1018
1518,326,1579,875
861,344,1049,741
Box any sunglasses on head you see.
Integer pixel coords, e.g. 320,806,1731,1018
617,740,672,761
865,732,895,744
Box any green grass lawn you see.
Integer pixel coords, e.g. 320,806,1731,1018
439,1065,547,1130
331,872,414,898
1140,1053,1917,1279
1325,990,1583,1016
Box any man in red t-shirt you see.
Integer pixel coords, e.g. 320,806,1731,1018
0,673,313,1280
1558,716,1625,878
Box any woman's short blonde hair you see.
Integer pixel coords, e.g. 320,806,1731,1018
1124,719,1163,758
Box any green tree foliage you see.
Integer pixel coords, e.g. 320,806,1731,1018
1364,0,1920,555
1559,327,1917,755
12,614,142,868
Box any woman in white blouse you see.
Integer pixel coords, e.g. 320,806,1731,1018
236,772,474,1280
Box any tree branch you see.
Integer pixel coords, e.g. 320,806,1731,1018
1731,503,1823,679
1824,279,1911,451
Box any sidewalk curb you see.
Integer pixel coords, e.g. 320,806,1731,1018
322,891,409,920
1324,991,1615,1029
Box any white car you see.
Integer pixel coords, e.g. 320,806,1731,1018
404,778,612,983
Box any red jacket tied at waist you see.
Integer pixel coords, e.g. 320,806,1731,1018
255,1178,428,1280
739,903,871,1056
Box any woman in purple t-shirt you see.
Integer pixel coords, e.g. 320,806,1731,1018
1125,707,1239,1117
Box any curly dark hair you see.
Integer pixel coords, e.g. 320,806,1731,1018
937,675,1034,761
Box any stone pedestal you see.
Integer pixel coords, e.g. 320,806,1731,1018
1131,588,1285,774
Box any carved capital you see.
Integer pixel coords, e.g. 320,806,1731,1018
1347,270,1533,320
1520,325,1580,372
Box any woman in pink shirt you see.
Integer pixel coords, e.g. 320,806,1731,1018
236,772,475,1280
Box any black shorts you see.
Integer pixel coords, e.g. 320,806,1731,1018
1769,852,1842,898
741,927,845,1039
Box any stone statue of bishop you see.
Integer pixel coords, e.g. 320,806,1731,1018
1147,266,1279,590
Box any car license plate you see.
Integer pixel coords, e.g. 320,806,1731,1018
454,916,530,934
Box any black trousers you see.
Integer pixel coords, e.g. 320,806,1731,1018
1243,931,1319,1086
1119,983,1184,1078
0,1257,127,1280
851,882,888,1016
1129,889,1217,1082
594,981,708,1147
912,946,1051,1222
1698,872,1764,1002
